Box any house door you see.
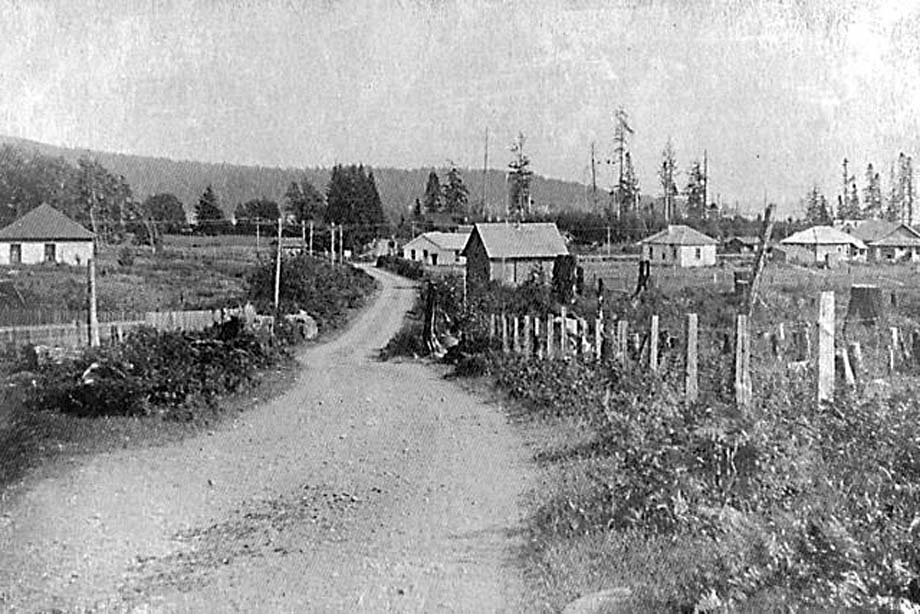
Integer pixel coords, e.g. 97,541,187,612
431,253,438,266
9,244,21,264
44,243,56,263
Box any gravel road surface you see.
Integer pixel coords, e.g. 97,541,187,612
0,267,530,613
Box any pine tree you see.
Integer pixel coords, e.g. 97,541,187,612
862,164,882,218
685,160,706,220
284,178,324,223
442,164,469,216
195,185,224,234
325,164,387,250
805,185,832,225
508,132,533,219
658,138,679,222
611,107,634,217
838,179,861,220
422,170,442,214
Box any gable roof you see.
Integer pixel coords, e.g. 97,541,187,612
781,226,866,249
0,204,94,241
640,225,718,246
462,222,568,259
848,220,920,246
404,231,470,252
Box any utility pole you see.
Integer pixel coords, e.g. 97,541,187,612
590,142,598,213
301,219,306,253
87,257,99,347
330,223,336,265
274,218,283,312
703,149,709,213
606,225,611,257
339,225,345,262
308,220,314,257
482,127,489,219
256,221,261,255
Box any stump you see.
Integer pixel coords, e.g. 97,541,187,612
847,284,886,327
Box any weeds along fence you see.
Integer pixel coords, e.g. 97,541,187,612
481,290,916,407
0,308,248,351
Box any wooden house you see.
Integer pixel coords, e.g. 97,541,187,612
639,225,718,267
846,220,920,263
402,232,470,266
462,222,568,286
779,225,867,265
0,204,94,266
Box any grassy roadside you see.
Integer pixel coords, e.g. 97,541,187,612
382,268,920,613
0,256,377,496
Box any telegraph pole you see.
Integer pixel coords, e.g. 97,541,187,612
590,142,598,213
274,218,282,311
308,220,314,257
330,223,336,265
703,149,709,212
87,257,99,347
482,127,489,219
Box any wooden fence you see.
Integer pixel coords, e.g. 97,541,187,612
484,291,907,408
0,308,244,350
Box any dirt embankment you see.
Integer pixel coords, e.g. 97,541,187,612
0,267,531,614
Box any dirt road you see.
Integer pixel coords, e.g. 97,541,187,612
0,267,530,613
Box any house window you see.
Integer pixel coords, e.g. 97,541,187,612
423,249,428,262
695,247,702,259
672,247,677,259
455,250,460,262
431,253,438,266
44,243,56,263
411,249,416,260
9,244,21,264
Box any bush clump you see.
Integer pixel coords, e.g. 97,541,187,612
29,319,288,419
376,254,425,280
246,254,376,331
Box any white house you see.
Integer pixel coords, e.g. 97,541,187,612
639,225,718,267
402,231,470,266
780,226,867,265
0,204,95,266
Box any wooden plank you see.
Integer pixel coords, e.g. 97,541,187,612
686,313,698,403
817,291,835,404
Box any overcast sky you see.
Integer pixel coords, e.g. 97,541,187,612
1,0,919,215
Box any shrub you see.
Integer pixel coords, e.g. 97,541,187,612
117,246,135,267
376,255,425,280
246,254,376,331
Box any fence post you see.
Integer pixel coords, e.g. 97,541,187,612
523,315,532,357
560,307,568,356
685,313,698,403
501,313,509,354
87,257,100,347
848,341,863,384
889,326,899,374
513,316,521,355
817,291,835,404
839,347,856,388
489,314,496,348
649,314,659,371
579,319,588,359
546,313,554,359
595,315,604,361
617,319,628,364
534,316,542,359
734,314,752,409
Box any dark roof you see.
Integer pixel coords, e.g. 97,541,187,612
640,225,718,246
463,223,568,259
0,204,94,241
848,220,920,245
725,236,760,246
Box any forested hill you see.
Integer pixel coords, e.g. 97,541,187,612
0,135,592,221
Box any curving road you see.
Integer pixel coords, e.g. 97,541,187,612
0,267,529,613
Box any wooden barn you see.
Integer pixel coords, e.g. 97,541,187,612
462,222,568,286
0,204,95,266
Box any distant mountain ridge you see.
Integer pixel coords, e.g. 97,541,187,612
0,135,594,222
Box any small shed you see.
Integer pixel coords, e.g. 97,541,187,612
462,222,568,286
846,220,920,263
639,225,718,267
402,232,470,266
0,204,95,266
779,226,866,265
